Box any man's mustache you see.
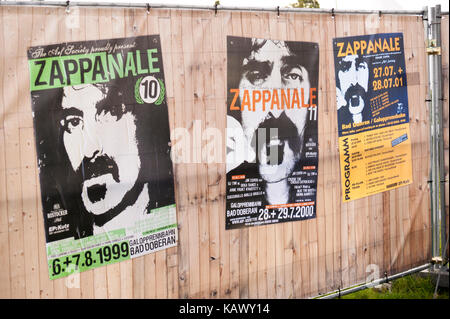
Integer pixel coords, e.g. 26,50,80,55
344,83,367,104
76,154,120,183
252,112,302,164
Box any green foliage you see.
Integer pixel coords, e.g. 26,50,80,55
290,0,320,8
341,274,449,299
214,0,220,6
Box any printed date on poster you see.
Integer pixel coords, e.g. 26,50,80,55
257,205,315,222
49,241,130,279
372,66,405,91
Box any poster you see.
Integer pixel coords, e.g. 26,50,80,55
28,35,177,279
225,36,319,229
333,33,413,202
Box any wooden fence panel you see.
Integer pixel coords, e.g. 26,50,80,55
0,5,442,299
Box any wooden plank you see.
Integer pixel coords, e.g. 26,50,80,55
158,8,179,299
144,252,156,299
20,127,40,298
405,15,418,269
259,11,271,299
384,16,399,275
376,15,392,276
392,16,405,275
206,114,221,291
226,12,248,300
180,8,202,299
309,12,322,296
288,11,302,298
216,11,240,299
166,248,178,299
316,12,331,294
16,6,33,132
400,15,414,270
0,7,11,299
280,13,296,299
342,13,358,288
175,8,201,299
327,12,342,291
169,8,190,299
30,12,55,301
265,13,279,300
192,10,212,299
331,104,342,294
413,14,427,267
333,11,348,291
36,168,54,298
414,14,430,265
3,6,26,299
292,13,310,297
363,12,384,277
288,11,308,299
155,249,168,299
226,10,243,299
353,15,367,285
320,12,338,293
389,173,398,274
241,11,259,299
209,14,226,295
206,9,225,300
0,127,11,298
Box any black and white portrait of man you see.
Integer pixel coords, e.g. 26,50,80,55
335,54,370,125
32,69,175,241
226,36,319,229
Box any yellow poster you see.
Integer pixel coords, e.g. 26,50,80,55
339,123,412,202
333,33,412,202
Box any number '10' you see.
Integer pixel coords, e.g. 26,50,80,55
141,79,158,99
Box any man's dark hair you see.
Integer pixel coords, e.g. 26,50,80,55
32,75,175,240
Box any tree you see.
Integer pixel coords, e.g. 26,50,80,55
290,0,320,8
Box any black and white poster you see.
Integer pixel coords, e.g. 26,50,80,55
226,36,319,229
28,35,177,279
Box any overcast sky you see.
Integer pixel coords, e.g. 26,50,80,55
3,0,448,11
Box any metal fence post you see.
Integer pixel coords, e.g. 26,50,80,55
426,5,446,261
435,5,447,263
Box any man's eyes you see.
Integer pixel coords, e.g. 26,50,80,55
283,72,303,81
245,69,268,84
340,61,351,71
282,67,304,82
340,60,367,71
356,63,367,70
60,115,83,133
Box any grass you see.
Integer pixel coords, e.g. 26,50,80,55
339,273,449,299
